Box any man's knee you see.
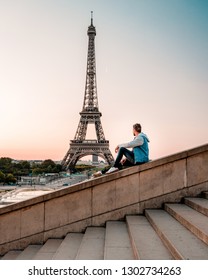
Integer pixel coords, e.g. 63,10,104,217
119,147,126,152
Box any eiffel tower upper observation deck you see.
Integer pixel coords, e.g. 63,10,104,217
62,13,114,171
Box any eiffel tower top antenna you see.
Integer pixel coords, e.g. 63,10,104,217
91,11,93,25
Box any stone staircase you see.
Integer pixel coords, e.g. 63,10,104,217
2,191,208,260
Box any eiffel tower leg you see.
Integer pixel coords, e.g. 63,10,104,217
95,120,105,141
103,151,114,165
74,118,88,141
65,149,81,171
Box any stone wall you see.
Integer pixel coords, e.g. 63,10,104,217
0,144,208,255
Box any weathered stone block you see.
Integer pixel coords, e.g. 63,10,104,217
163,159,186,192
115,173,139,208
92,181,116,216
187,151,208,187
140,165,164,201
20,203,44,238
0,211,21,244
140,159,186,201
45,188,92,230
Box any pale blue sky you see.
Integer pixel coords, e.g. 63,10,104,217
0,0,207,160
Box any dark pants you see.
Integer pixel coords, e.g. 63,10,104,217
101,147,141,174
114,147,135,168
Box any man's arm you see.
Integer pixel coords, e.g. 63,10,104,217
118,135,144,149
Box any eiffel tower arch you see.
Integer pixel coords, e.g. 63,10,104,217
62,13,114,171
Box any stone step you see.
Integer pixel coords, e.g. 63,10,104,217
1,250,21,260
126,215,173,260
16,245,42,260
2,193,208,260
145,209,208,259
76,227,105,260
104,221,134,260
184,197,208,217
33,239,63,260
165,203,208,245
52,233,83,260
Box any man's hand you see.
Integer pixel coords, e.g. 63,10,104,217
121,158,126,165
115,146,119,153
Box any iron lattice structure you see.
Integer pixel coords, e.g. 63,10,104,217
62,13,114,171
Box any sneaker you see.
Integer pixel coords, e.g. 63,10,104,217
92,171,102,178
106,167,119,174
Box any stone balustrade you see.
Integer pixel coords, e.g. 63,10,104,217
0,144,208,255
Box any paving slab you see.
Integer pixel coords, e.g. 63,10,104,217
52,233,83,260
184,197,208,217
146,209,208,259
16,245,42,260
33,239,63,260
165,203,208,245
1,250,21,260
76,227,105,260
127,215,173,260
104,221,134,260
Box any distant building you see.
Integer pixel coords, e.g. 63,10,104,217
20,173,60,185
92,155,99,164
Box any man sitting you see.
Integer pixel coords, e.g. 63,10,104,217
93,123,149,177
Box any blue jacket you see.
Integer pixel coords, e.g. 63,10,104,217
133,133,149,163
119,132,149,164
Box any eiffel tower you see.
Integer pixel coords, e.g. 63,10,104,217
62,13,114,171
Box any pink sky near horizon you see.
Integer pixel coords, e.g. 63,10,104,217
0,0,208,162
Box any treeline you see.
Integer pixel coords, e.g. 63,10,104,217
0,158,62,184
73,164,95,173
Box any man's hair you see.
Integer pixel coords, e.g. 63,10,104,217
133,123,142,133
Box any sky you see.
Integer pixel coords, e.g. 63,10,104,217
0,0,207,162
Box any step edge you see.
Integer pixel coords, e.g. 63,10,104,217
165,204,208,245
126,217,140,260
145,210,183,260
184,198,208,217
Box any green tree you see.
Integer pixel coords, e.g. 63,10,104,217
0,171,5,183
5,173,17,184
41,159,56,168
0,157,62,178
54,164,62,173
32,168,43,175
40,159,56,173
0,157,13,173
